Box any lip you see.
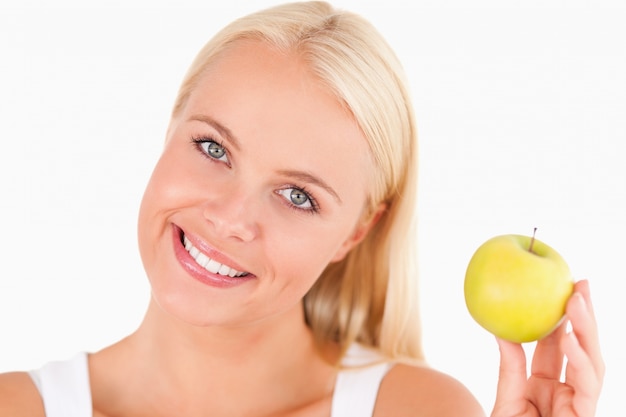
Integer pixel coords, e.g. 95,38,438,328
172,225,255,288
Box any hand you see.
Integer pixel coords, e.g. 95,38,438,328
491,279,604,417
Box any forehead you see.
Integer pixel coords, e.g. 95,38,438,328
189,40,349,118
179,40,376,197
185,39,354,124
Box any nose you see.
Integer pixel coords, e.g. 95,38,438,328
202,186,259,243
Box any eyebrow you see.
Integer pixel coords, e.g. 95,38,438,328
278,170,342,204
188,114,241,151
189,114,341,204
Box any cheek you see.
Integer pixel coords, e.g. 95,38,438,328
137,153,190,257
136,171,164,275
138,161,169,240
263,218,355,290
138,149,202,222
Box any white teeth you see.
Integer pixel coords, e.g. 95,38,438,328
195,252,209,268
218,264,230,276
182,235,248,278
206,258,221,274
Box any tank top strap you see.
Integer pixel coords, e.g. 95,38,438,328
331,345,393,417
28,347,390,417
29,352,92,417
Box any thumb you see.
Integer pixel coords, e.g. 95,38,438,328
492,338,528,414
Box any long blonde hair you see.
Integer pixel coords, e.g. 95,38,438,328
172,1,422,362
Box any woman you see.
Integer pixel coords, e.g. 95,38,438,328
0,2,603,416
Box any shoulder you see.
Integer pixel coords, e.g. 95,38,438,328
374,363,486,417
0,371,45,416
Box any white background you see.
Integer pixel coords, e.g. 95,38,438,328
1,0,624,414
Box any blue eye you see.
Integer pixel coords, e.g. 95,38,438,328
288,189,310,206
277,187,318,212
202,141,227,161
194,139,229,163
205,142,226,159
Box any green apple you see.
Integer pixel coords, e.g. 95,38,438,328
464,232,574,343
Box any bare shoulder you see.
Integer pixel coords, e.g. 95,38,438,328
0,371,45,416
374,363,486,417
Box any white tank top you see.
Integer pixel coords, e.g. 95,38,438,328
29,345,392,417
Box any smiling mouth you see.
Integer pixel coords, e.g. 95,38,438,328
182,234,250,278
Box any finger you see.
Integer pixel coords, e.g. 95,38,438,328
561,330,602,416
573,279,596,323
561,330,596,385
493,338,528,410
566,285,605,381
530,320,566,380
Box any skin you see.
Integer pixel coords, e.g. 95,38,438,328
0,40,603,417
135,41,379,332
492,279,605,417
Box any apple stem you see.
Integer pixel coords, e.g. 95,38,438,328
529,227,537,253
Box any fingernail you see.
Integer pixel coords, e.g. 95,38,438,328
567,330,579,346
573,292,587,310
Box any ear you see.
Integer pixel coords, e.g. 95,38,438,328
330,203,387,262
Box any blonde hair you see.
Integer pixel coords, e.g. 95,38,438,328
172,1,422,362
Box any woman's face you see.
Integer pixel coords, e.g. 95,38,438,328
138,40,378,328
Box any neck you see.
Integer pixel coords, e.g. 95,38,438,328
96,296,338,415
135,296,323,368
